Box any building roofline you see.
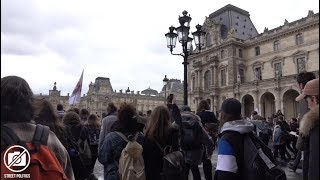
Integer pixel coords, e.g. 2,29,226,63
209,4,250,18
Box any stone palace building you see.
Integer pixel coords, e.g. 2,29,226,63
40,4,319,119
39,77,184,117
188,4,319,119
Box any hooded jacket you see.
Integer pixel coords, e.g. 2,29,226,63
299,105,319,180
180,111,214,165
214,120,254,180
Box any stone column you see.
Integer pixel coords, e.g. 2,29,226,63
210,95,214,111
198,70,202,90
195,70,199,89
253,89,259,111
275,87,281,113
213,65,218,87
213,95,219,114
211,65,215,85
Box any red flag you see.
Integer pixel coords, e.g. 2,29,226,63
69,70,84,105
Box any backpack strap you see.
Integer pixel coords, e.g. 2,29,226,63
32,124,50,149
154,140,165,155
115,132,129,142
1,125,27,151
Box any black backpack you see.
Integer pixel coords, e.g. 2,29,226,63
154,140,186,180
221,131,286,180
180,117,203,150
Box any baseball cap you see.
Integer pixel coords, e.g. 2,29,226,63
295,78,319,101
220,98,241,116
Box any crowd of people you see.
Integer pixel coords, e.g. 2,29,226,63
1,71,318,180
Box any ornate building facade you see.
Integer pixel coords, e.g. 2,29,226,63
188,4,319,119
39,77,184,117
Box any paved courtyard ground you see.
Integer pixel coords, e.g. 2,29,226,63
93,148,303,180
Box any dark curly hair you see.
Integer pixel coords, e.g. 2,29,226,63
196,99,210,113
1,76,34,124
117,102,137,130
63,111,81,126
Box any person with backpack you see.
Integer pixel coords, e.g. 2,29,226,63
196,100,218,180
1,76,74,180
63,111,92,180
214,98,255,180
98,102,145,180
33,98,69,149
85,114,101,174
214,98,286,180
143,102,185,180
180,105,214,180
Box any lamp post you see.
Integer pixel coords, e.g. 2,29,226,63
165,10,206,105
163,75,169,103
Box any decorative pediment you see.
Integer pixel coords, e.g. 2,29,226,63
252,61,265,70
238,63,246,70
219,63,228,69
291,50,308,57
193,60,202,68
270,56,285,66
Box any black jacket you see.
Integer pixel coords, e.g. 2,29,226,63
196,111,219,125
143,127,179,180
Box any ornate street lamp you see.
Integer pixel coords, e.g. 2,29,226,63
165,10,206,105
163,75,169,103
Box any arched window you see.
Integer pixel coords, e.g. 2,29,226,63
296,33,304,45
204,70,211,90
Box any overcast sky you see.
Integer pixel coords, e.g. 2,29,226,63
1,0,319,96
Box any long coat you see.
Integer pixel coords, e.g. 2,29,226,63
299,105,319,180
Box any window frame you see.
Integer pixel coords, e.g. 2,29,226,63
296,33,304,45
239,49,243,58
274,62,283,78
254,67,262,80
255,46,260,56
204,70,211,90
220,68,227,86
274,40,280,51
296,57,306,73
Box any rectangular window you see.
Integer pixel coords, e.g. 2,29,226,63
239,49,243,58
255,46,260,56
254,67,262,80
296,33,304,45
221,69,226,86
274,41,280,51
274,62,283,77
239,68,245,83
297,57,306,73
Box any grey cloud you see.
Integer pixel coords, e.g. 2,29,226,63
1,33,45,55
1,0,87,44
